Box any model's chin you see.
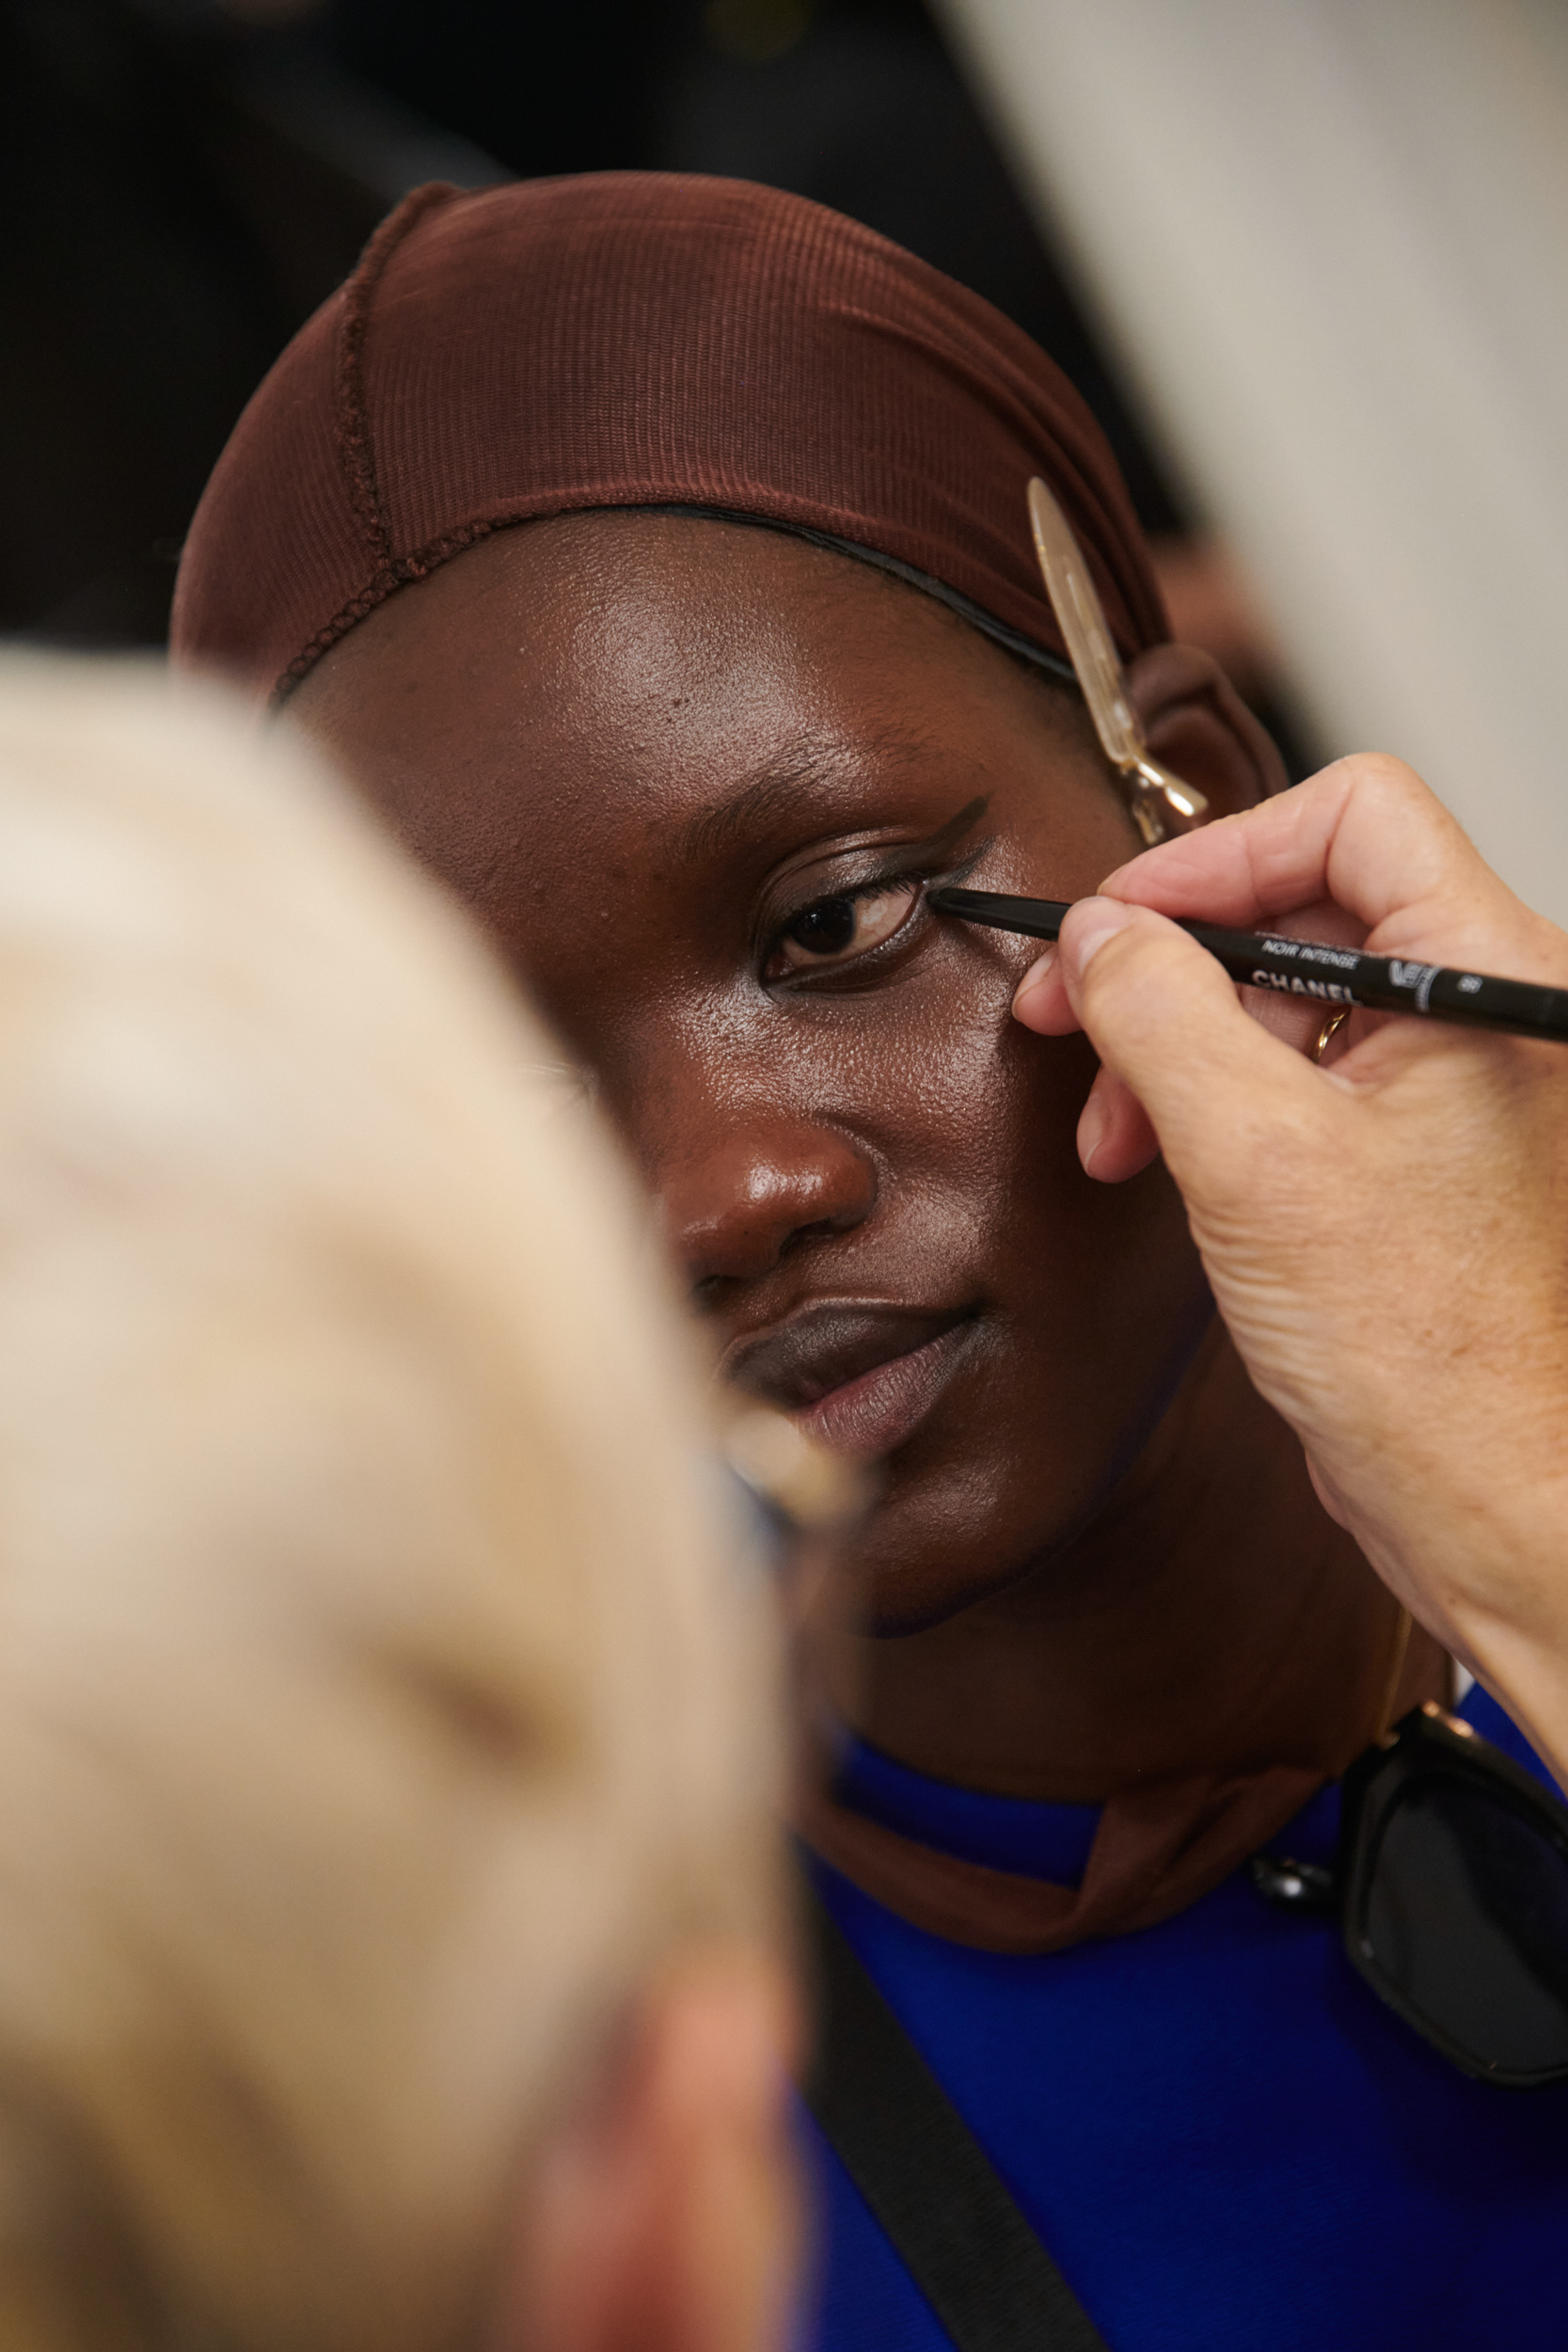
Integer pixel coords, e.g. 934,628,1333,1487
818,1462,1021,1637
825,1417,1126,1638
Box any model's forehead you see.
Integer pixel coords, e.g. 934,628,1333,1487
484,510,1006,668
304,512,1057,771
292,511,1102,931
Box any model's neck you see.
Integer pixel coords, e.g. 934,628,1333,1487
819,1326,1405,1804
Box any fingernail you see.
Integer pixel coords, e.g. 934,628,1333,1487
1078,1091,1106,1175
1067,898,1135,972
1011,946,1057,1014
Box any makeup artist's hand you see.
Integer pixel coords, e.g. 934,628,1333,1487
1012,755,1568,1786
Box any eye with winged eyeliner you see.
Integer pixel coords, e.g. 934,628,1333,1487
758,796,991,982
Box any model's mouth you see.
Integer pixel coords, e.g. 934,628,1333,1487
725,1303,978,1461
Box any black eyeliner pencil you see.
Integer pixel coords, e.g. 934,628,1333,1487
927,886,1568,1044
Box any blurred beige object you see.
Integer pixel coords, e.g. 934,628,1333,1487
1148,535,1281,703
937,0,1568,921
0,658,783,2352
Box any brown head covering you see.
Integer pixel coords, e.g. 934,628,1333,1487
172,172,1427,1952
171,172,1165,702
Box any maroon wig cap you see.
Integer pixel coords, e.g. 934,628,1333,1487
171,173,1167,704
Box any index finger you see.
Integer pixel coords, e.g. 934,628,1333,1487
1098,755,1515,947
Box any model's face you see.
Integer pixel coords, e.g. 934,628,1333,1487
294,514,1209,1629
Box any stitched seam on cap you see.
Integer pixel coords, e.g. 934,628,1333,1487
273,516,506,704
333,183,461,581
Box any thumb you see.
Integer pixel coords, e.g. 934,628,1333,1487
1058,898,1328,1199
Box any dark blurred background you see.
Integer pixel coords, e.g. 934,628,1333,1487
1,0,1291,735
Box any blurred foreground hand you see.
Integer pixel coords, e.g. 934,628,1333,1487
1014,756,1568,1789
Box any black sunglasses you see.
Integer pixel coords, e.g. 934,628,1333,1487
1252,1702,1568,2088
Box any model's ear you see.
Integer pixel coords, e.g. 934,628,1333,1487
1124,641,1289,820
490,1947,800,2352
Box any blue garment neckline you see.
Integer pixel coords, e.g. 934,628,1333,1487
832,1687,1550,1896
832,1725,1350,1888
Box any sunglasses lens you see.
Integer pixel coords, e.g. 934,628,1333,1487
1357,1777,1568,2082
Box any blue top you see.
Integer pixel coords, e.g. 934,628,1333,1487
797,1684,1568,2352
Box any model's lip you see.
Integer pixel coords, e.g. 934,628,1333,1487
725,1301,979,1460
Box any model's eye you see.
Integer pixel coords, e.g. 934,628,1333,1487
768,881,921,977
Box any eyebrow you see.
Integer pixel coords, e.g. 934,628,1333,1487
674,729,952,866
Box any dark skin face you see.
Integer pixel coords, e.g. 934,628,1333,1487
293,513,1400,1801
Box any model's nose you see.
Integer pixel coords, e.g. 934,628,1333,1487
660,1124,878,1291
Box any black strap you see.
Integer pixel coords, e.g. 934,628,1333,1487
800,1883,1112,2352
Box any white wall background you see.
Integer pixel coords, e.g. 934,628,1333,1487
935,0,1568,922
